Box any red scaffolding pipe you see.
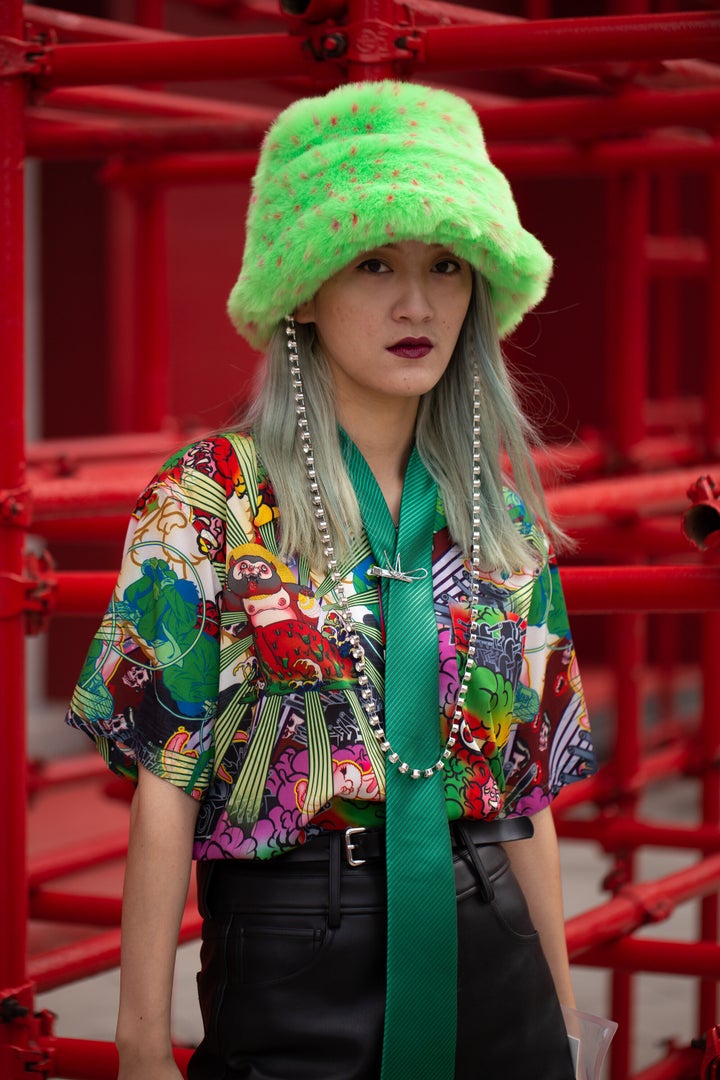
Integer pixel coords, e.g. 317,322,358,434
30,464,161,520
476,87,720,141
23,3,184,42
132,184,170,432
25,108,271,158
24,99,720,163
94,136,720,190
27,753,108,795
555,742,694,814
31,12,720,88
35,33,311,86
545,465,720,520
0,0,28,1007
493,136,720,177
419,12,720,71
578,939,720,979
612,171,649,458
51,1036,192,1079
631,1048,702,1080
30,891,123,926
41,84,279,123
565,519,694,560
29,907,203,991
707,174,720,457
566,854,720,957
161,0,720,92
558,817,720,854
647,236,708,278
646,398,703,431
32,84,720,145
610,607,644,1078
42,80,720,138
699,608,720,1030
26,429,185,464
28,832,129,888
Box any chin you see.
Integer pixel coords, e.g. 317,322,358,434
396,376,445,397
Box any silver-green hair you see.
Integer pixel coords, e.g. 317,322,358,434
240,275,563,572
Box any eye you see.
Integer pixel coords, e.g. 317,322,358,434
433,257,463,274
357,257,390,274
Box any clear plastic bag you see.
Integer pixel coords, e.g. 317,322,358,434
562,1005,619,1080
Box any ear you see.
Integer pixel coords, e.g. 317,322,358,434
293,297,316,324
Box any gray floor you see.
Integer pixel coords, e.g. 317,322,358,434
28,679,712,1079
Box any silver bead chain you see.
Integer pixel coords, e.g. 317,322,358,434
286,316,482,781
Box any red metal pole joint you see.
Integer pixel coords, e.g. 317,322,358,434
0,34,46,78
567,854,720,957
683,476,720,552
697,1026,720,1080
0,985,56,1079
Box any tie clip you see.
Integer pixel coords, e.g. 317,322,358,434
368,552,428,584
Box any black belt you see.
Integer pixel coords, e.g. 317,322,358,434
198,816,534,925
277,815,533,868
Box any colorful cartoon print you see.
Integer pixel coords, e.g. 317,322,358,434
223,544,355,689
66,433,596,860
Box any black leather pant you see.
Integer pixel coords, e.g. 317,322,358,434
188,827,575,1080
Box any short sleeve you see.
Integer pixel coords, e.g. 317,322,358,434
501,506,597,816
65,443,230,798
492,486,600,812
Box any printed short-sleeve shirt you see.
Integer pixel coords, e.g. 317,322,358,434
66,433,596,859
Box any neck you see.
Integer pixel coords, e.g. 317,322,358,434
337,398,419,525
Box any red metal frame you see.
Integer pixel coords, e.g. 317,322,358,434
4,2,720,1077
17,12,720,87
0,0,27,1013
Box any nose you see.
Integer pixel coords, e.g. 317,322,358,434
391,272,433,323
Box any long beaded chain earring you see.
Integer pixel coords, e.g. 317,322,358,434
285,314,485,778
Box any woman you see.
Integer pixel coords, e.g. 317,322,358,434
67,80,596,1080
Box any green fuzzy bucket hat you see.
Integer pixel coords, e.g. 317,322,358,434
228,80,552,350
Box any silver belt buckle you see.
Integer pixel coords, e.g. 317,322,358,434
344,826,367,867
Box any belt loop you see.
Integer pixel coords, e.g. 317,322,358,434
328,831,342,928
196,859,216,920
454,822,495,904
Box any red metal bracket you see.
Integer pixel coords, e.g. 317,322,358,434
343,19,423,64
0,485,32,529
0,36,49,79
0,551,56,636
684,475,720,551
294,0,424,71
0,985,56,1080
692,1025,720,1078
305,21,423,65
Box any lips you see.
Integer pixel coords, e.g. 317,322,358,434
387,337,433,359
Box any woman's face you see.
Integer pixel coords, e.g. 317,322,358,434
294,240,473,411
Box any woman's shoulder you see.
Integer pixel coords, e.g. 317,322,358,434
148,429,255,486
163,430,255,476
134,432,257,508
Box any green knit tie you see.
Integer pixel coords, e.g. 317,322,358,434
342,435,457,1080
